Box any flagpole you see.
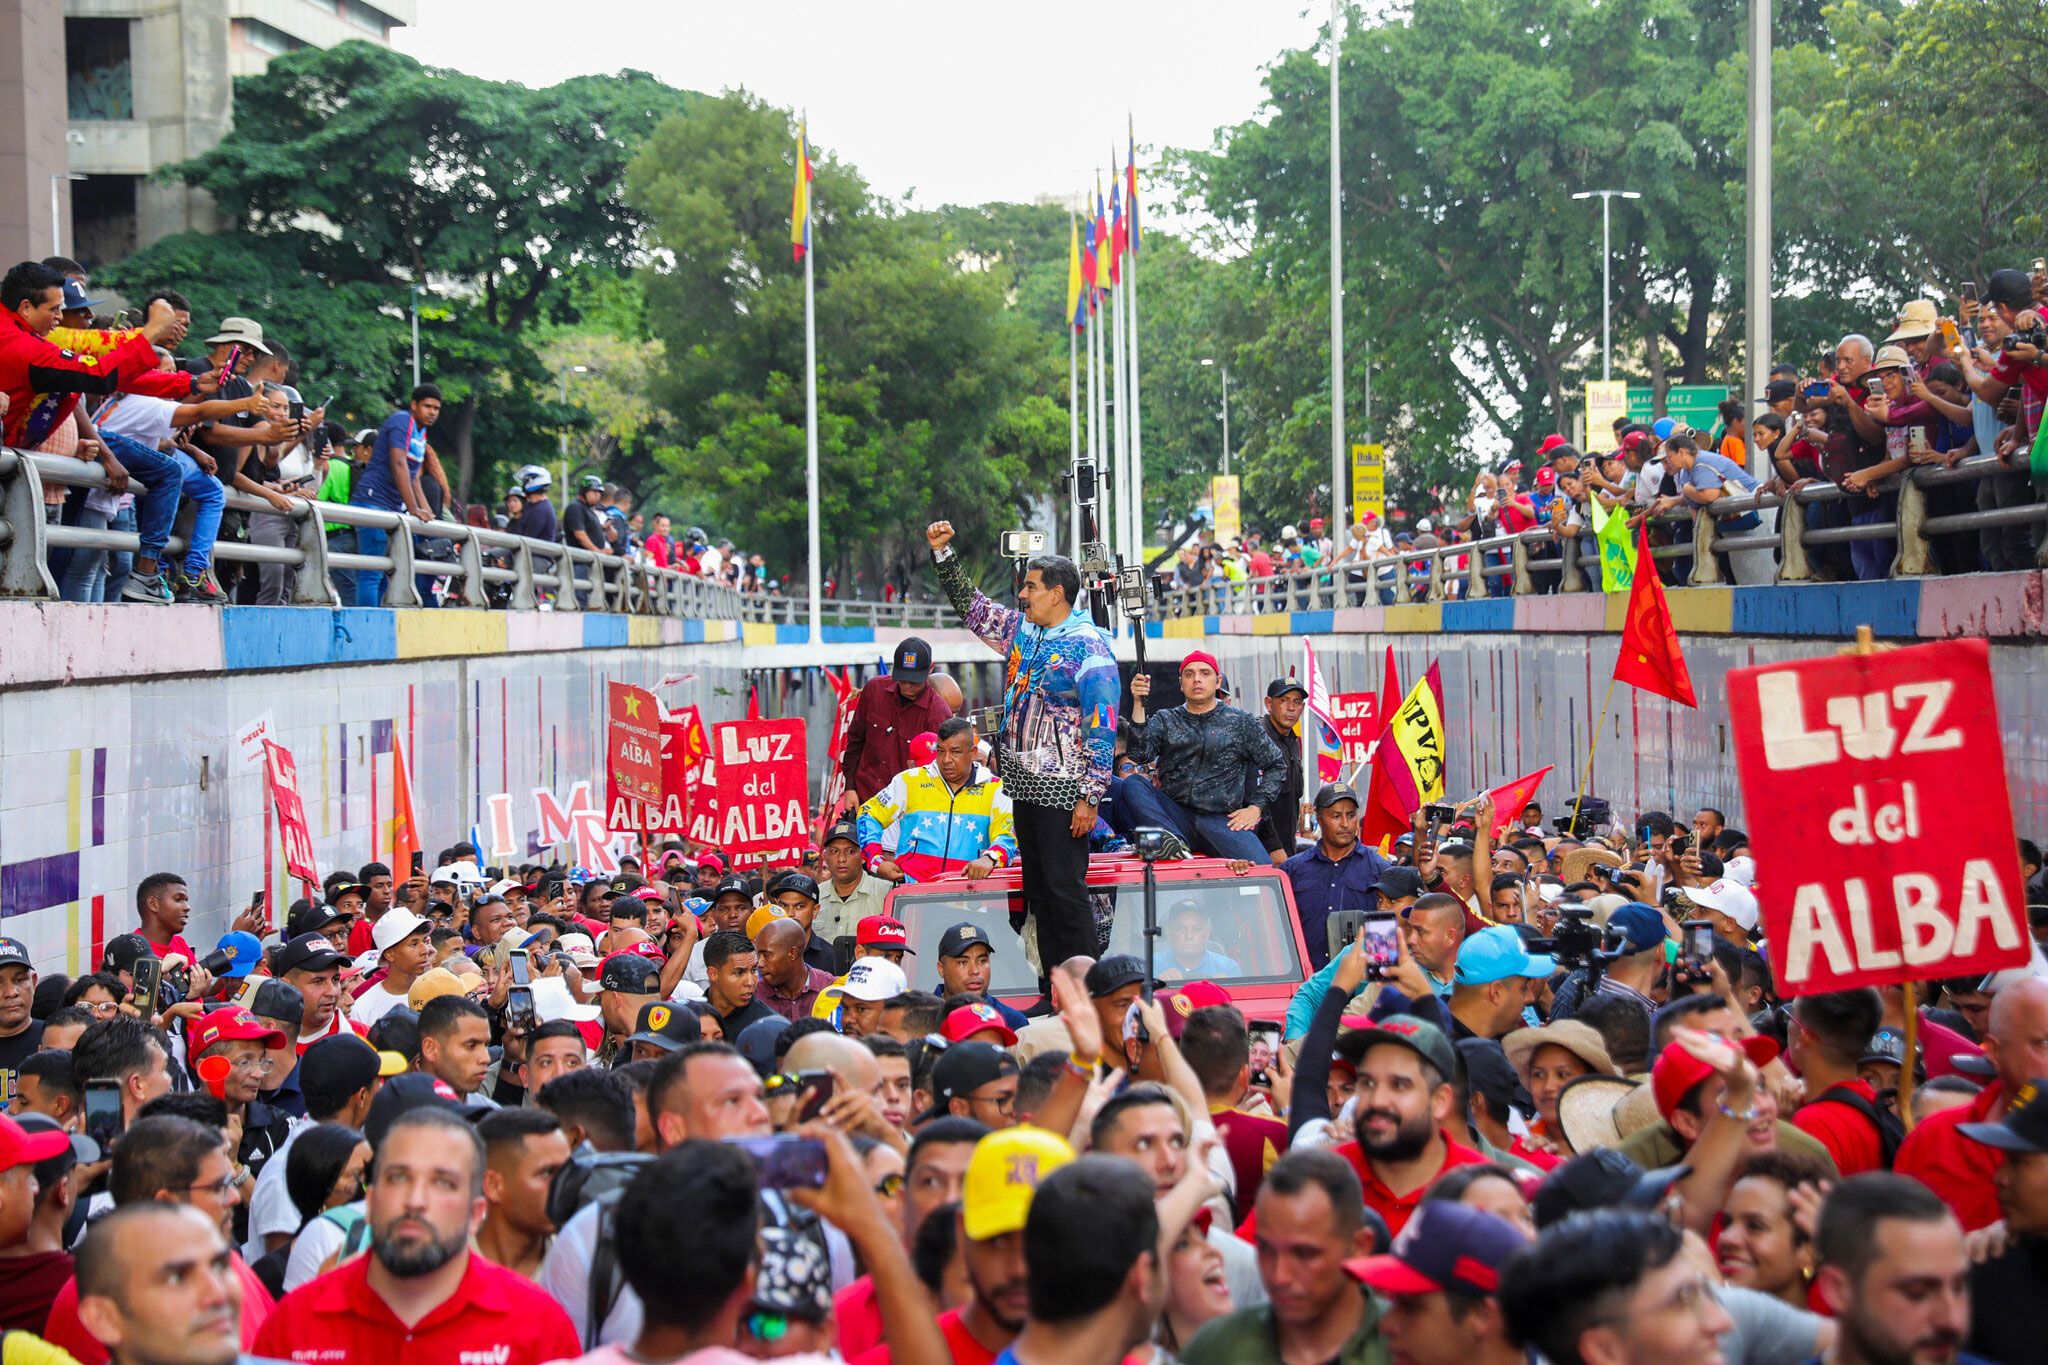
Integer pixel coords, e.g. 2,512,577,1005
1086,289,1103,554
1111,269,1131,565
1068,277,1082,560
801,115,822,648
1569,671,1619,837
1329,0,1347,535
1128,233,1146,570
1094,287,1111,558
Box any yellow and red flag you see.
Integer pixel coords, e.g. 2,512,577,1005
1066,213,1086,333
1614,520,1697,707
790,120,814,263
389,736,421,878
1362,663,1448,845
1125,115,1141,254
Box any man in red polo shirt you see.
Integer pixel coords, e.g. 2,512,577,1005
1239,1016,1484,1241
1898,976,2048,1230
254,1105,579,1364
1787,988,1888,1176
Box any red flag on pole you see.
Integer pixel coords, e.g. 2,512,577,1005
746,682,762,722
1613,521,1698,707
1376,644,1401,741
1484,765,1555,837
389,736,421,878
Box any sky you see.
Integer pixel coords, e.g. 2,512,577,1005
392,0,1329,211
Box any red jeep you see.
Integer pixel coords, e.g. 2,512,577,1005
881,855,1313,1025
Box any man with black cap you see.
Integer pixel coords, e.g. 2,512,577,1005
289,895,358,954
246,977,307,1115
841,635,955,807
244,1033,401,1258
765,868,838,973
1283,782,1393,973
0,937,43,1090
1345,1200,1531,1365
920,1041,1021,1129
937,921,1028,1033
1085,954,1157,1073
1960,1076,2048,1358
623,1001,702,1060
272,931,362,1052
1255,676,1309,863
818,817,892,944
596,952,664,1062
674,872,755,993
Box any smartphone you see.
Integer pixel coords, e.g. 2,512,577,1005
2033,258,2045,274
84,1079,123,1146
1362,911,1401,978
509,948,531,987
130,955,162,1012
1939,318,1962,352
1962,281,1980,305
1683,919,1715,966
794,1070,836,1123
1803,381,1831,399
1422,803,1456,826
505,986,536,1034
250,890,266,912
1669,831,1692,857
725,1134,829,1190
220,343,243,378
1246,1022,1280,1074
289,398,305,422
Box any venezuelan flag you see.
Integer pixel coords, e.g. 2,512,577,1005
1092,178,1111,296
790,121,813,263
1108,175,1124,285
1126,115,1141,253
1066,214,1086,332
1080,191,1100,296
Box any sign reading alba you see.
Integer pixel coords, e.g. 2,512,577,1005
713,718,810,863
606,682,662,802
1728,639,2030,997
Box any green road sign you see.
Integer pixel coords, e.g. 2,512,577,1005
1626,384,1728,433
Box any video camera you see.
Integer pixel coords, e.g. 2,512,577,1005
1525,906,1625,984
1560,795,1611,839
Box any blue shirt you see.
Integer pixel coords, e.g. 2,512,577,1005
1678,449,1760,496
1281,841,1392,973
1160,948,1242,982
353,408,425,512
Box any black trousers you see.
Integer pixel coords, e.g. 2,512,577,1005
1014,798,1097,978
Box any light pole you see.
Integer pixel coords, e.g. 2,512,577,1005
1571,189,1641,381
557,363,594,493
1200,358,1231,476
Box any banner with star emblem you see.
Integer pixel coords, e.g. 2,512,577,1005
606,681,663,802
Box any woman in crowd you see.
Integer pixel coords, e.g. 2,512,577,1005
250,1124,372,1298
1503,1019,1617,1162
1714,1148,1832,1309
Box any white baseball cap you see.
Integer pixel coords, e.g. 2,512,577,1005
372,909,432,953
1722,855,1757,888
822,958,909,1004
1688,878,1760,931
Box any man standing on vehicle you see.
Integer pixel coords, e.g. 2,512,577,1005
928,520,1119,1006
1256,678,1309,864
1120,653,1287,865
841,637,954,807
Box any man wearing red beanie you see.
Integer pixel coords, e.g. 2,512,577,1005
1120,651,1286,862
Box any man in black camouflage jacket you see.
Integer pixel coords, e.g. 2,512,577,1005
1118,650,1287,863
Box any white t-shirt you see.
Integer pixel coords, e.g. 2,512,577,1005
243,1114,314,1259
697,545,724,578
349,981,408,1029
283,1201,358,1291
93,391,181,449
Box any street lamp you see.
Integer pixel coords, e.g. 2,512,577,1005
557,363,596,492
1200,358,1231,476
1571,189,1641,381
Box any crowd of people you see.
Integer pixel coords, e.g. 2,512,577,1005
1175,266,2048,600
2,256,779,609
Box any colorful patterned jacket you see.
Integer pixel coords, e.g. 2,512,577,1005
855,761,1017,882
935,549,1119,809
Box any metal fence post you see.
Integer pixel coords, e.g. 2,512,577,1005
1689,511,1724,586
1777,489,1813,583
1511,536,1535,596
382,521,424,608
453,532,488,608
0,450,56,599
290,506,339,606
1893,472,1933,577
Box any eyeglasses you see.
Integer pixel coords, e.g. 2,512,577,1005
79,1000,122,1017
181,1175,238,1200
873,1173,905,1198
967,1090,1015,1114
228,1055,277,1075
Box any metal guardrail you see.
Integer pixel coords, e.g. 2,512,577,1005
744,594,958,630
0,449,747,618
1153,453,2048,616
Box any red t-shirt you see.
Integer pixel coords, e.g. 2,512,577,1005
1508,1135,1561,1171
1236,1131,1488,1241
253,1251,578,1365
144,933,195,962
44,1253,274,1365
296,1009,368,1055
1212,1107,1291,1221
0,1247,71,1333
850,1307,1001,1365
1792,1081,1886,1176
1895,1080,2007,1232
834,1276,884,1359
1908,1011,1984,1080
348,917,376,957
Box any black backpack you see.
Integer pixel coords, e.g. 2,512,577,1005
1811,1083,1906,1169
547,1149,655,1349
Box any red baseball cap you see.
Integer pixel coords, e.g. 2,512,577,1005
1537,434,1568,455
1534,466,1558,488
1180,650,1221,676
190,1007,287,1057
855,916,914,952
0,1112,70,1172
1651,1034,1780,1120
697,854,727,875
942,1002,1018,1046
1151,981,1237,1040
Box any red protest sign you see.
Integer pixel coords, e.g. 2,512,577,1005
607,682,662,802
263,740,319,886
609,717,697,841
1329,692,1380,766
712,718,810,864
1727,638,2031,998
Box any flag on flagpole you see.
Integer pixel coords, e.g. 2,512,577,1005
1108,161,1126,283
1614,521,1698,707
1302,642,1344,789
1589,498,1636,593
1483,765,1554,837
1361,664,1448,845
1093,176,1110,298
1066,213,1086,333
389,736,421,878
1126,114,1141,253
746,682,762,722
1080,192,1100,297
790,120,814,263
1376,644,1401,746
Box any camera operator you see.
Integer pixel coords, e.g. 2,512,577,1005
927,520,1119,1006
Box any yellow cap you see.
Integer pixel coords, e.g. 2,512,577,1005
961,1127,1075,1241
375,1049,409,1077
406,966,469,1011
745,904,789,941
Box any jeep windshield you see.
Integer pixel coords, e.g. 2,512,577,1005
884,872,1304,997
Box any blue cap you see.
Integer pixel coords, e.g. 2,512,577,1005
1652,417,1677,440
1345,1200,1529,1296
59,280,100,312
1607,902,1673,953
1454,925,1556,985
213,931,264,978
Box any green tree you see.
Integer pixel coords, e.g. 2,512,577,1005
142,40,691,500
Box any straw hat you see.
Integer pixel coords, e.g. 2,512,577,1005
1502,1019,1618,1084
1560,846,1623,887
1886,299,1939,342
1556,1074,1655,1155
